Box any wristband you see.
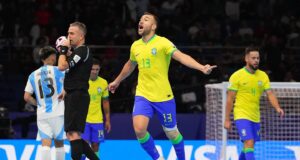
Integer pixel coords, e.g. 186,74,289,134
59,46,69,55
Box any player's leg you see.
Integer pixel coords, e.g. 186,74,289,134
81,123,91,160
154,99,185,160
41,139,52,160
90,123,105,157
52,115,65,160
54,140,65,160
37,119,53,160
132,96,160,160
235,119,256,160
65,91,99,160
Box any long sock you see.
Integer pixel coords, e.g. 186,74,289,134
138,132,160,159
171,133,185,160
244,148,255,160
81,139,99,160
41,146,51,160
239,150,246,160
55,147,65,160
70,139,83,160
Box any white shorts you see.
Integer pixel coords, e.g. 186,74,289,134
36,115,66,140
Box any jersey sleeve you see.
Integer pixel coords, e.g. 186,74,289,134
129,43,136,62
163,37,177,56
263,73,271,91
24,75,34,94
102,80,109,99
67,46,90,69
228,72,239,91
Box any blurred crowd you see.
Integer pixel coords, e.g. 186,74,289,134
0,0,299,113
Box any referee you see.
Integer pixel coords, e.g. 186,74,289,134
58,22,99,160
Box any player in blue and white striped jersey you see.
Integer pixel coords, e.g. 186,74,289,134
24,46,65,160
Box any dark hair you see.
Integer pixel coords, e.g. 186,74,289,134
245,47,260,55
39,46,57,60
92,58,101,66
70,21,87,36
143,12,159,29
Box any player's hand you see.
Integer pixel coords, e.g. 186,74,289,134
105,121,111,133
108,81,120,94
202,64,217,75
58,90,66,101
224,119,231,130
276,107,284,118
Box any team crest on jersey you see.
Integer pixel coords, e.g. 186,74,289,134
151,48,157,55
258,81,262,86
97,87,102,93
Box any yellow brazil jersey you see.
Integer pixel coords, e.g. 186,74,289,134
228,67,271,122
86,77,109,123
130,35,177,102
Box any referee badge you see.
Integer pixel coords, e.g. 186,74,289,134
151,48,157,55
97,87,102,93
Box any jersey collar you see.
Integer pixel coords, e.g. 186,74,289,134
243,67,255,74
142,34,156,44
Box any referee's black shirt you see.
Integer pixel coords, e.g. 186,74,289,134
64,45,92,92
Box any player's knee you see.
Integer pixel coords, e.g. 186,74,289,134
244,139,254,148
135,130,148,139
54,140,64,148
163,126,179,140
133,126,147,138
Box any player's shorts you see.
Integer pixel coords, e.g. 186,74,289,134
37,115,66,140
82,123,105,143
132,96,177,129
235,119,260,142
64,90,90,133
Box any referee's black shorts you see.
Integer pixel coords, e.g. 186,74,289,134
64,90,90,133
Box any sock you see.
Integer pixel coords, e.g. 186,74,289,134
81,139,99,160
239,150,245,160
41,146,51,160
244,148,255,160
171,133,185,160
138,132,160,159
55,147,65,160
95,151,99,157
70,139,83,160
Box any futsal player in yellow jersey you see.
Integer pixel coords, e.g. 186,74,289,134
224,47,284,160
108,12,217,160
82,58,111,159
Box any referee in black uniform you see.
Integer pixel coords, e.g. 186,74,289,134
58,22,99,160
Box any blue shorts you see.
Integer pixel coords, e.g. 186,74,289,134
132,96,177,129
81,123,104,143
235,119,260,142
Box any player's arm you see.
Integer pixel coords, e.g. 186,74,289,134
108,60,137,93
224,90,237,130
58,54,69,71
24,92,37,106
266,90,284,117
102,98,111,133
172,50,217,75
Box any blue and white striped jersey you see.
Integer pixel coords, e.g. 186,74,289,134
25,65,65,120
